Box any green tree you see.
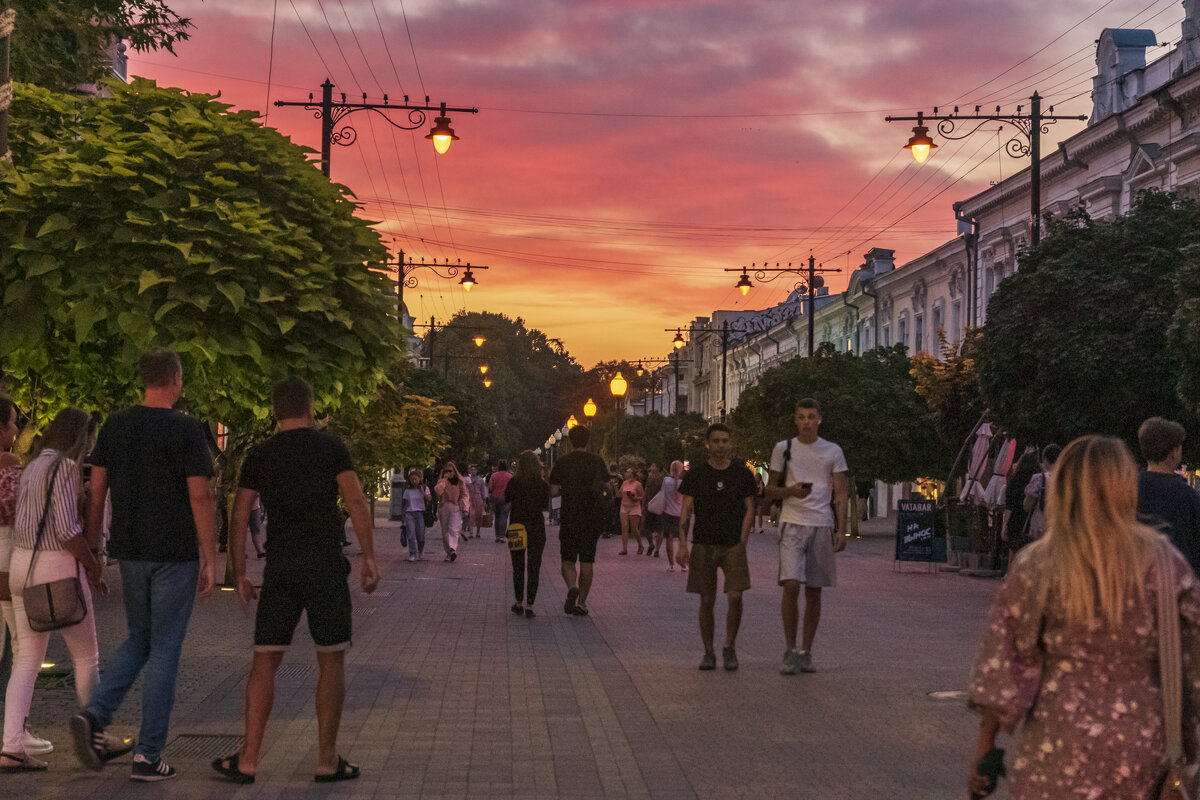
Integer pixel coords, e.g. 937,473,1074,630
977,191,1200,459
730,344,943,483
0,79,397,432
910,328,985,458
591,411,707,467
10,1,191,92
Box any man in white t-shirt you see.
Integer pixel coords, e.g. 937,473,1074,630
765,398,848,675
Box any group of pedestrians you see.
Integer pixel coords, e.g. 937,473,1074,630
0,350,379,786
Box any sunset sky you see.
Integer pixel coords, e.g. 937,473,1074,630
130,0,1184,366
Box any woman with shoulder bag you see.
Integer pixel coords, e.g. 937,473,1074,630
2,407,106,773
435,462,469,562
967,435,1200,798
402,470,430,562
506,451,550,617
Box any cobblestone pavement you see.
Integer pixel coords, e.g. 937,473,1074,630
2,513,1000,799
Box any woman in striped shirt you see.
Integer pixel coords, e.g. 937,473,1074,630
2,407,104,773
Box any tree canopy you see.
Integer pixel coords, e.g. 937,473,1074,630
730,344,943,483
9,1,191,92
910,328,985,458
977,191,1200,459
0,79,397,428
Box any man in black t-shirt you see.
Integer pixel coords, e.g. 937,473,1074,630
211,377,379,785
1137,417,1200,574
73,348,217,781
677,424,756,672
548,425,608,616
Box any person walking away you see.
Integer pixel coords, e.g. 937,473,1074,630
71,348,218,781
401,470,430,562
213,376,379,785
1,408,107,773
967,435,1200,798
465,465,487,539
999,450,1039,570
618,468,645,555
660,461,684,571
247,496,265,559
644,464,664,557
1023,443,1061,540
0,397,55,759
549,426,608,616
488,460,514,544
765,398,848,675
676,424,756,671
435,463,469,562
506,451,549,618
1137,416,1200,575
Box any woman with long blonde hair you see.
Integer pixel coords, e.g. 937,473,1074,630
967,435,1200,798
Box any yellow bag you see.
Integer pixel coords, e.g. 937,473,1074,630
506,522,528,552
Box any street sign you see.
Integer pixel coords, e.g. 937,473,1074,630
895,499,941,563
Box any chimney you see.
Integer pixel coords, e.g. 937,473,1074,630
864,248,896,275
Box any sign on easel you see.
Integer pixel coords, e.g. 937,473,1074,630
895,499,941,565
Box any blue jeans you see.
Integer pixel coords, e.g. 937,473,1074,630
86,560,199,761
493,500,511,540
404,510,426,557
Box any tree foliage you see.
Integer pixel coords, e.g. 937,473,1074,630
977,191,1200,460
730,344,943,483
0,79,397,429
589,411,708,467
9,0,192,92
910,328,985,458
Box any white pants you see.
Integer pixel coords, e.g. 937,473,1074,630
439,504,462,555
4,547,99,754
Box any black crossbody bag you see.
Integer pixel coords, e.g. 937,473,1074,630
23,460,88,632
770,439,792,519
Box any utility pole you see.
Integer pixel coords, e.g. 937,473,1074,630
0,7,15,165
274,79,478,178
726,256,839,356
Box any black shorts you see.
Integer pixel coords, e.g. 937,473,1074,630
559,510,601,564
255,556,352,651
644,512,662,533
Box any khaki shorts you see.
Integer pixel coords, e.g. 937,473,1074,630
778,524,836,587
686,542,750,596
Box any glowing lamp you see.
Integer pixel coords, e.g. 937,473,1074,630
673,330,685,350
479,364,489,375
459,267,476,292
735,270,753,296
566,415,578,429
483,378,493,388
609,372,628,398
426,112,459,154
905,124,937,164
473,335,485,347
583,398,597,418
635,362,645,377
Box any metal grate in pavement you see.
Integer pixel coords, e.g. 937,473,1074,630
162,734,244,761
352,606,377,618
276,664,313,680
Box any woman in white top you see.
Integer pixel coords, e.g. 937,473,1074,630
2,407,104,772
401,470,431,562
659,461,685,571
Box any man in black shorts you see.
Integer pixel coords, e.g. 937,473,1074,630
677,424,756,671
212,377,379,785
549,425,608,616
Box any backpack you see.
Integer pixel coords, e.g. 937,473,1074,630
770,438,793,519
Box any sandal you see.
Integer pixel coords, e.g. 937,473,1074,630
524,607,536,618
0,752,48,773
211,753,255,784
314,755,360,783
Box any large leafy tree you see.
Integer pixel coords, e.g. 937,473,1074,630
0,79,397,430
10,0,191,92
730,344,943,484
910,328,985,457
977,192,1200,460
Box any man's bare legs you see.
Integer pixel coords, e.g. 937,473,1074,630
315,650,346,776
698,591,743,653
781,580,801,650
698,593,716,652
238,650,284,774
802,586,822,651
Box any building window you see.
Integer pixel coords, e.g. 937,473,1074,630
931,305,943,337
882,322,890,347
899,318,908,350
914,313,924,352
951,300,962,339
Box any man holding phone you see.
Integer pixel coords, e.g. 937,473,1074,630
765,398,848,675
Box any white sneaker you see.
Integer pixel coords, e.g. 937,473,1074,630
22,720,53,756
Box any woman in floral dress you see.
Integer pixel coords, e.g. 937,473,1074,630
968,435,1200,798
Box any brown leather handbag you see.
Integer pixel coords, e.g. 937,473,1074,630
22,460,87,633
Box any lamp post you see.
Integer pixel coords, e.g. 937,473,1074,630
885,94,1087,246
274,80,478,177
386,250,492,320
583,398,598,421
665,324,744,422
726,255,840,357
566,415,579,430
609,372,628,459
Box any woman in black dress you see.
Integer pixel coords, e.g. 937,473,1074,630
506,450,549,618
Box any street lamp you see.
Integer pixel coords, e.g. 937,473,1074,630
634,362,645,378
473,335,485,347
459,266,478,292
885,95,1087,246
610,372,627,459
424,104,459,154
725,257,841,357
387,253,493,319
482,377,493,388
479,364,489,375
672,329,685,350
609,372,627,398
566,415,578,429
583,398,597,419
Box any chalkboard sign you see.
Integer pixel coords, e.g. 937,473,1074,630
895,499,940,563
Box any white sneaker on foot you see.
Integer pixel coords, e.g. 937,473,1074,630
22,720,52,756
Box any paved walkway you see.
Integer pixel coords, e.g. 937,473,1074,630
3,513,1000,798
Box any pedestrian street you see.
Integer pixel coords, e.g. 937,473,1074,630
8,512,998,799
